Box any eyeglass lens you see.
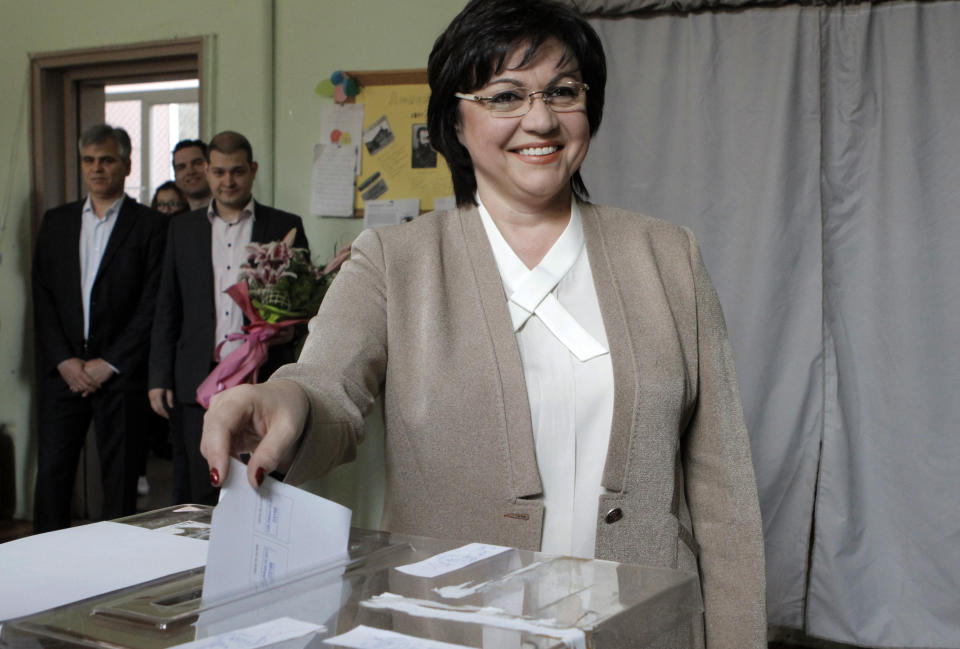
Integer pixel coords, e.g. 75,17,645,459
453,83,587,117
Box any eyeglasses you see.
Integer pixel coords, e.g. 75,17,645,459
156,200,185,209
454,81,589,118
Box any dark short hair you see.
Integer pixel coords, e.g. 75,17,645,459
79,124,132,162
427,0,606,207
172,139,208,162
150,180,188,212
207,131,254,164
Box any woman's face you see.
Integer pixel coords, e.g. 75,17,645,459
154,188,186,214
457,38,590,214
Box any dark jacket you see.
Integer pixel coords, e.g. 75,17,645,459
32,196,168,390
148,202,308,403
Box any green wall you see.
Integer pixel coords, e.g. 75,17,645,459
0,0,466,522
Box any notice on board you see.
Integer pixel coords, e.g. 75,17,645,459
353,84,453,212
310,143,359,217
363,199,420,230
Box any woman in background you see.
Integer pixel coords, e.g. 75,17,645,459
150,181,189,215
202,1,766,646
137,181,189,498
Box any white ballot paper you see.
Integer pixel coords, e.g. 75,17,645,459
395,542,512,578
325,625,471,649
0,521,208,622
172,617,323,649
202,458,352,603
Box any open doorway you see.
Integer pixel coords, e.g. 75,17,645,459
105,79,200,205
28,37,205,521
29,37,205,231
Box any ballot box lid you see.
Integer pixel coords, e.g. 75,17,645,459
1,505,702,649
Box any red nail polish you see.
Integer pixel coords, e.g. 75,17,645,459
255,467,265,487
210,468,220,487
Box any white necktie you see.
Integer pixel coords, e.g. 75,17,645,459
480,203,608,362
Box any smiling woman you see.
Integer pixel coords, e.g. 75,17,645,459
453,39,591,260
199,2,767,647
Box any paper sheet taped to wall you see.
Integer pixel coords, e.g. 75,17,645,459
310,143,358,217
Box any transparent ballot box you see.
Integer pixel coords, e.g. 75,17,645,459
1,505,702,649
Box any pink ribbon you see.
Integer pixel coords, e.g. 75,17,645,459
195,282,306,409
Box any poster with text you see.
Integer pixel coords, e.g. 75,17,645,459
354,84,453,213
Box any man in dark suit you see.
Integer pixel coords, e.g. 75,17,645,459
149,130,308,505
172,139,211,211
32,124,168,533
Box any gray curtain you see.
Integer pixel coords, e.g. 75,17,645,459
570,0,904,15
582,3,960,647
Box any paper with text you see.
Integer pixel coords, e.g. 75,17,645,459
310,143,359,217
324,625,471,649
363,199,420,229
395,543,512,578
202,458,352,602
172,617,323,649
322,103,365,149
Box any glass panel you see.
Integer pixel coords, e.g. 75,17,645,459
104,79,199,205
176,102,199,141
149,103,172,198
148,102,199,202
105,99,143,201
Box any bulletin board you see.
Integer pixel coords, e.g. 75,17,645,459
348,69,453,214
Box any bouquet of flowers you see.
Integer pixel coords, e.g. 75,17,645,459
196,229,351,408
242,230,331,323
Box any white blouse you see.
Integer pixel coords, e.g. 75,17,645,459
478,198,615,558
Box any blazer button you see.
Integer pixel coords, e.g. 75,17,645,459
604,507,623,524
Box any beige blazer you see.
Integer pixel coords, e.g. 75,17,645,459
276,204,766,649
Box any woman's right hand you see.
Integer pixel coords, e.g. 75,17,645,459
200,379,309,490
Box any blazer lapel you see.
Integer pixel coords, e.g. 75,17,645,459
252,203,298,245
251,201,269,243
95,196,135,281
581,203,635,493
63,204,84,329
457,206,543,499
189,210,214,306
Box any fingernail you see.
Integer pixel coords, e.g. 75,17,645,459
255,467,265,487
210,468,220,487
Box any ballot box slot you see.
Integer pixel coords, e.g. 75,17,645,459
153,586,203,607
85,541,414,630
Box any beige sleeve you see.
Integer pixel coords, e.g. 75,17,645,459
680,227,768,649
271,228,388,485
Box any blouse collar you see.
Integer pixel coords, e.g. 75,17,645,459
477,196,607,361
